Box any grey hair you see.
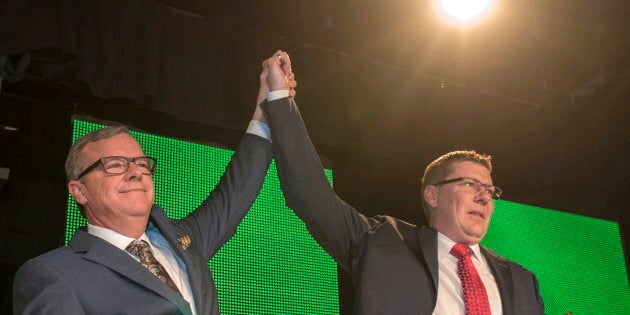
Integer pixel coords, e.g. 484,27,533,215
65,125,131,181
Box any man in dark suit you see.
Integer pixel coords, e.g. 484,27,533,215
12,51,296,315
260,52,544,314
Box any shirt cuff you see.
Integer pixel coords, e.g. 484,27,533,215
267,90,289,101
246,120,271,142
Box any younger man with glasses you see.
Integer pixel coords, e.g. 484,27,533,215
13,51,295,315
260,52,544,314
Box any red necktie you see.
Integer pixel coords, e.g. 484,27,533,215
450,243,491,315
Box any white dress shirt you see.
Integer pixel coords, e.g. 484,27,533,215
433,232,503,314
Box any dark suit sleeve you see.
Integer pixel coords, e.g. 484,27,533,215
262,97,371,271
13,259,85,315
179,132,273,260
529,272,545,313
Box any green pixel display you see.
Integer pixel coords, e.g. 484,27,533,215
484,200,629,314
66,119,628,314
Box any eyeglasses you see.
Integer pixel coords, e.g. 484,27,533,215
432,177,503,199
77,156,157,179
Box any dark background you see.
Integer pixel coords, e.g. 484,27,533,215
1,0,628,313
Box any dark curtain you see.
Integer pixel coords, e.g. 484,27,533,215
0,0,355,146
2,0,286,129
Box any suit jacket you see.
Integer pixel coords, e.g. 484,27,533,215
13,133,273,315
262,97,544,315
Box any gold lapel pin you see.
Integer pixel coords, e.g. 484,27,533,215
177,235,192,250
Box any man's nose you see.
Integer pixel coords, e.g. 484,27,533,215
124,162,145,180
475,188,491,205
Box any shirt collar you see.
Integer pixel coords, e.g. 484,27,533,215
87,223,150,251
436,232,483,262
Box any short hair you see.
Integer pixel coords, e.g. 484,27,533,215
420,150,492,221
65,125,132,181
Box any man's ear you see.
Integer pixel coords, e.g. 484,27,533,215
68,180,88,205
423,185,439,208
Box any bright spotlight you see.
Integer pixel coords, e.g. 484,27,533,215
438,0,492,23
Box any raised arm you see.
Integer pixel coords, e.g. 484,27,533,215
260,52,370,271
177,58,281,259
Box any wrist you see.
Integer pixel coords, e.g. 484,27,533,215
267,90,290,101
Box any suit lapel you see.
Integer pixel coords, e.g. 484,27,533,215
416,227,439,292
482,247,515,315
70,229,193,315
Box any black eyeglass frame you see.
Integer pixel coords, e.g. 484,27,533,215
77,156,157,179
432,176,503,199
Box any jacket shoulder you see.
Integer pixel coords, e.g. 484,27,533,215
482,246,535,274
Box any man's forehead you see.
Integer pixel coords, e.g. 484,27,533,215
83,133,144,155
448,161,492,180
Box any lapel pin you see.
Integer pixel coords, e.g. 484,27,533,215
177,235,192,250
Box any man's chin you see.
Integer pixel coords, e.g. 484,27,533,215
126,206,152,217
463,229,487,243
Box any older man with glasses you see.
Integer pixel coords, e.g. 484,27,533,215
13,50,296,315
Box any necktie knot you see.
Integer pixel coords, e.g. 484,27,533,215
125,239,181,294
126,240,150,259
450,243,473,259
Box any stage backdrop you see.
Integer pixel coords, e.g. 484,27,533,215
65,119,628,314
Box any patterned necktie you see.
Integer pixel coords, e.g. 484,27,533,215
450,243,491,315
126,240,181,294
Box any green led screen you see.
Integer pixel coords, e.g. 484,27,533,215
65,119,628,314
65,119,339,314
483,200,629,314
